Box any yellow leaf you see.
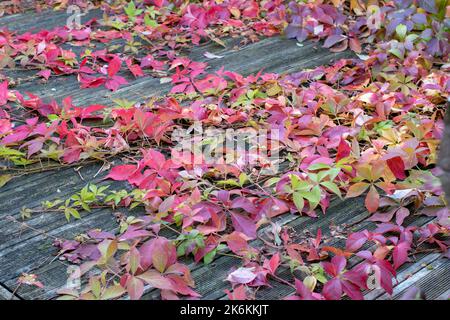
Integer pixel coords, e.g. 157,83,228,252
0,174,12,189
266,84,282,96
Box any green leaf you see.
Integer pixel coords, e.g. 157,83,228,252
65,208,80,220
300,185,321,209
290,174,309,191
308,163,331,171
81,202,91,212
144,15,158,27
47,114,59,121
176,241,188,257
396,24,407,40
303,275,317,291
204,249,217,265
264,177,280,187
389,47,404,59
320,181,342,199
238,173,249,186
293,192,305,213
90,278,101,299
216,179,240,188
124,1,143,19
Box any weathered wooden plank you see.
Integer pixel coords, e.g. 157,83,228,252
141,196,369,300
0,164,117,251
8,36,354,109
0,8,102,33
217,215,435,300
438,109,450,204
366,252,442,300
0,36,353,244
3,8,446,302
0,284,18,300
0,30,356,298
1,37,354,192
0,207,118,285
11,196,362,300
378,257,449,300
436,288,450,300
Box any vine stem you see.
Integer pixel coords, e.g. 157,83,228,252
269,273,296,289
10,283,21,300
4,215,58,240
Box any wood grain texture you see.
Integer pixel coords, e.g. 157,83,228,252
438,103,450,204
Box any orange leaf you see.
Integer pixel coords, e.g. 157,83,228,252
365,185,379,213
346,182,370,198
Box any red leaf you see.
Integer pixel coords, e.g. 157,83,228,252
150,237,176,273
346,182,370,198
264,253,281,274
223,231,250,255
105,164,138,181
108,55,122,78
81,104,107,119
294,278,316,300
105,75,128,91
324,34,346,48
152,0,164,7
341,279,364,300
387,156,406,180
322,255,346,277
126,59,144,78
336,138,351,161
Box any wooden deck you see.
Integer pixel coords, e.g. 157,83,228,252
0,8,448,300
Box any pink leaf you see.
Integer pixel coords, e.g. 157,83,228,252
346,231,368,252
0,81,8,106
395,207,410,226
226,267,257,284
393,241,410,270
230,211,257,239
322,278,342,300
137,270,173,291
365,186,379,213
38,70,51,80
126,276,144,300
